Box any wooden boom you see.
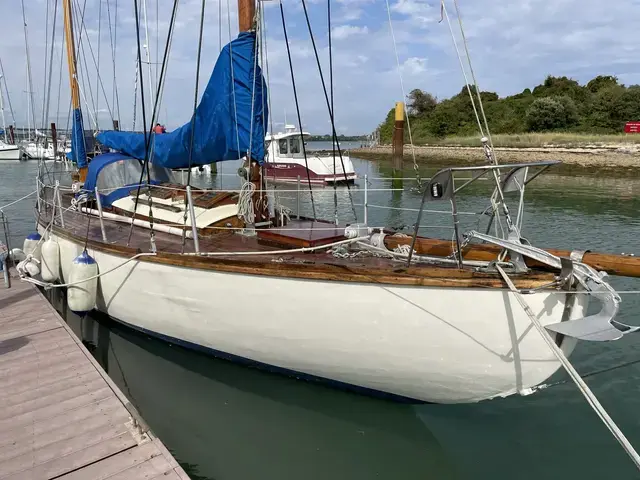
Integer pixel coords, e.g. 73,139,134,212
385,236,640,278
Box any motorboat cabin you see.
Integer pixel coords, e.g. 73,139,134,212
264,125,357,185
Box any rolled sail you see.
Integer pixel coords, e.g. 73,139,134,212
96,31,268,168
71,108,88,168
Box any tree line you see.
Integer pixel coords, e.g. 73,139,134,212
378,75,640,143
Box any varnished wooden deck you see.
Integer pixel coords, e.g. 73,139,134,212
0,271,190,480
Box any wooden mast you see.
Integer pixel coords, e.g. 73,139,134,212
62,0,87,180
238,0,255,33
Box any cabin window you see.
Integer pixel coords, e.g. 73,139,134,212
278,138,288,155
97,159,142,191
290,137,301,154
97,159,179,192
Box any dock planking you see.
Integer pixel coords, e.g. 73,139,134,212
0,271,190,480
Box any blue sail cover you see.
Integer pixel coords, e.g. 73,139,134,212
96,31,268,168
71,108,88,168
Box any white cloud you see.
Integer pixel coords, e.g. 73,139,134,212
391,0,438,27
331,25,369,40
336,8,364,22
402,57,428,75
1,0,639,137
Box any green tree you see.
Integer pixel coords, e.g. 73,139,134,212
554,95,580,127
407,89,437,116
586,75,619,93
374,74,640,142
525,97,567,131
378,108,395,143
589,85,626,130
533,75,588,102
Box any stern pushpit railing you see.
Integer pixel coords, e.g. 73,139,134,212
406,160,560,268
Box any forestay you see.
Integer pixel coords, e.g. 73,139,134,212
96,31,268,168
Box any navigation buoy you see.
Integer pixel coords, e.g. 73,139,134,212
67,251,98,314
41,238,60,282
23,233,42,261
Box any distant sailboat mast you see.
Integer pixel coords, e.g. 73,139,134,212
0,74,7,143
0,58,16,128
20,0,37,141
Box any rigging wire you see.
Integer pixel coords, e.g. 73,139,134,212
43,0,59,132
259,3,274,179
20,0,38,139
41,0,50,131
132,59,139,130
0,58,17,126
299,0,357,222
328,0,337,226
72,0,99,130
182,0,206,252
441,1,511,235
128,0,153,247
95,0,102,130
451,0,495,159
141,0,155,115
384,0,420,185
72,0,115,126
226,0,242,161
128,0,180,250
68,0,91,161
55,30,65,131
440,2,485,145
279,0,316,220
156,0,159,95
106,0,122,123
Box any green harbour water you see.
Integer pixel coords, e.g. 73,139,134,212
1,149,640,480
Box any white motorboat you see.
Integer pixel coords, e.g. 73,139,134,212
265,125,357,185
21,141,71,160
0,140,20,160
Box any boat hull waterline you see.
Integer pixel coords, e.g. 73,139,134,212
44,228,585,404
265,161,357,184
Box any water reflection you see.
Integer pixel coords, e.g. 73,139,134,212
3,153,640,480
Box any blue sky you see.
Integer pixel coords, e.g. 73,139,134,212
1,0,640,135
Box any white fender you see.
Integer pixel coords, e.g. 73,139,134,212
23,233,42,261
10,248,26,262
16,256,40,277
24,259,40,277
67,251,98,313
41,238,60,282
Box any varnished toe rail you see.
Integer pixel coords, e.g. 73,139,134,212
385,235,640,278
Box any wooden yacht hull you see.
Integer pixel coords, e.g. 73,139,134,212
42,227,585,404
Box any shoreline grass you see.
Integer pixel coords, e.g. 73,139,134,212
422,133,640,148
